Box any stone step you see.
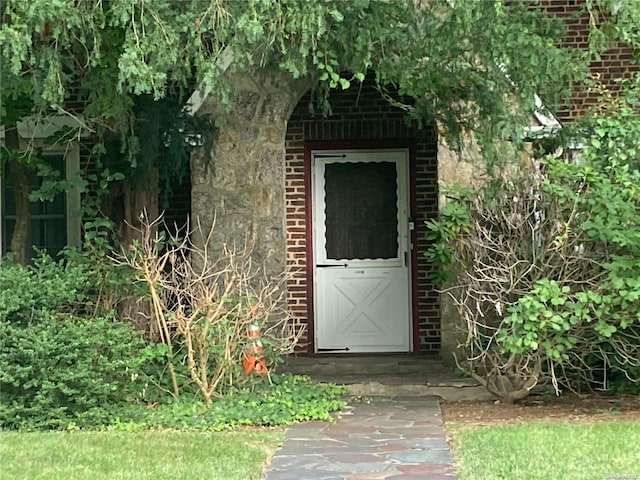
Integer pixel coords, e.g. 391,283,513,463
303,374,493,401
281,355,452,376
342,379,494,401
280,355,495,401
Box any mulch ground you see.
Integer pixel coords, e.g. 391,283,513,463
441,393,640,427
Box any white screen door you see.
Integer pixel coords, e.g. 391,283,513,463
313,149,411,353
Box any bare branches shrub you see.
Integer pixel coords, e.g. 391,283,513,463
430,159,640,402
117,214,302,404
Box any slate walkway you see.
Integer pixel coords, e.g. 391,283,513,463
263,397,457,480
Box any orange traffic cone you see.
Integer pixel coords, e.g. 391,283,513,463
243,324,268,375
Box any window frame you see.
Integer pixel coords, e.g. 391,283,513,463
0,118,83,257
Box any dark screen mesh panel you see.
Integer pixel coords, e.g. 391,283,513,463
324,161,398,260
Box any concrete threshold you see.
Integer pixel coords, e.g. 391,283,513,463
281,355,495,401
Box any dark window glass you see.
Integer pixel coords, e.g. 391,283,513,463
324,161,398,260
2,154,67,260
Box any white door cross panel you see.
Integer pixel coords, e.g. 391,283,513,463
312,149,411,353
316,267,409,350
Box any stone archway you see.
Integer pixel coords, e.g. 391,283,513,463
191,73,442,356
191,72,309,277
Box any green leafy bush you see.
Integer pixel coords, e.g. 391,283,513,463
425,186,473,285
0,250,135,323
0,245,342,431
428,157,640,400
426,74,640,400
0,255,147,430
0,255,90,324
0,315,146,430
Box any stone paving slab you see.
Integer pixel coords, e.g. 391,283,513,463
263,397,457,480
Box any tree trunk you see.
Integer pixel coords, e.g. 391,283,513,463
118,167,160,339
5,126,31,265
122,167,160,246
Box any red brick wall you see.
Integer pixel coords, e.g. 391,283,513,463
284,120,308,348
285,79,440,354
540,0,639,123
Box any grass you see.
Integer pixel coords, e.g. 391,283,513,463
451,420,640,480
0,428,283,480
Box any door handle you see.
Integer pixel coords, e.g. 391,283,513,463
316,263,348,268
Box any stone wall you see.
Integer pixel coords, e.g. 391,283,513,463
436,133,485,366
192,72,308,277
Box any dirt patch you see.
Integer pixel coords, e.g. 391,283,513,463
441,393,640,427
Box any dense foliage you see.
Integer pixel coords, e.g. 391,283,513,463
115,375,346,431
0,255,89,322
0,315,146,430
428,75,640,401
0,255,146,429
2,0,634,150
1,1,596,155
0,253,344,430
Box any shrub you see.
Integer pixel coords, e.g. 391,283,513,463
428,158,640,401
0,255,90,324
428,74,640,401
0,315,146,430
0,254,147,430
117,215,303,404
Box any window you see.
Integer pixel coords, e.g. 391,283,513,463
0,143,81,261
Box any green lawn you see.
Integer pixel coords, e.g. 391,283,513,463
0,429,283,480
451,420,640,480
